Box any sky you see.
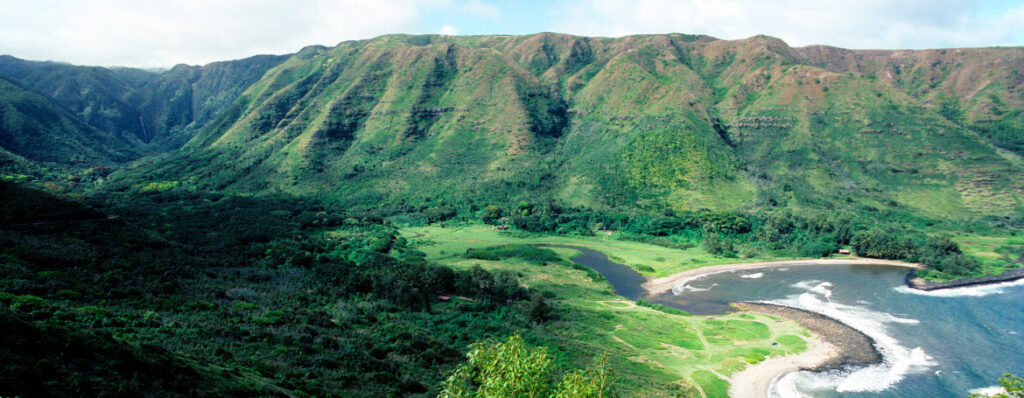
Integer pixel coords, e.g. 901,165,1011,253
1,0,1022,68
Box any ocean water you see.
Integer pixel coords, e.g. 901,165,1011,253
650,265,1024,397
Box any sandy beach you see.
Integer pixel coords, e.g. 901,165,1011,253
643,258,921,295
727,336,836,398
639,257,913,398
727,302,884,398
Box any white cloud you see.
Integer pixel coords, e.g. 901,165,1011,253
549,0,1024,49
0,0,426,67
440,24,460,36
460,0,500,18
0,0,1019,68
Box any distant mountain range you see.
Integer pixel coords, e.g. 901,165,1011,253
1,33,1022,217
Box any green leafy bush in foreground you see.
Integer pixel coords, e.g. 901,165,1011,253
969,373,1023,398
439,334,614,398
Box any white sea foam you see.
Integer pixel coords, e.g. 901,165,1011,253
790,280,823,291
777,268,790,271
885,313,920,324
770,280,936,394
769,369,849,398
769,371,811,398
894,278,1024,298
741,272,765,279
970,385,1007,396
677,283,718,292
789,280,834,298
810,282,834,299
671,270,732,294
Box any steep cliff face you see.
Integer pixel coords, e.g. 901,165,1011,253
3,34,1022,216
797,45,1024,156
0,77,137,167
0,54,287,148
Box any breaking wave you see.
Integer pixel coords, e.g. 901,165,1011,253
894,278,1024,298
970,385,1007,396
671,270,731,294
770,280,935,396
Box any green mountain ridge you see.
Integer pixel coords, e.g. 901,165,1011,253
0,53,288,150
2,33,1023,218
3,33,1024,397
102,33,1024,219
0,76,138,169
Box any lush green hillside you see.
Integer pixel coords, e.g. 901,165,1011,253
797,45,1024,156
2,33,1024,396
0,55,149,143
0,76,137,169
92,33,1023,220
0,54,287,149
125,54,289,147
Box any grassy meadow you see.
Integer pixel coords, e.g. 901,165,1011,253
400,224,798,278
402,225,813,397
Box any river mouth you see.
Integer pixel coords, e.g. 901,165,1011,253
537,245,648,300
551,245,1024,397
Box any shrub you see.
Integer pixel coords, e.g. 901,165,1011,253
852,229,916,260
799,241,835,258
439,334,614,398
703,233,734,255
465,248,500,261
917,234,981,277
465,245,564,265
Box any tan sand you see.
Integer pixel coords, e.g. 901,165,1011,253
643,258,921,296
727,336,837,398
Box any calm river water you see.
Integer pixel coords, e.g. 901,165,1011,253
560,247,1024,397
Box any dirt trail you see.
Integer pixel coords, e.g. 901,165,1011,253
693,323,711,361
595,300,637,309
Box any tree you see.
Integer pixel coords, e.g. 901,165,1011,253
703,233,733,256
918,234,981,276
969,373,1023,398
799,241,835,258
851,228,915,260
482,205,503,224
439,334,615,398
527,292,551,324
552,355,613,398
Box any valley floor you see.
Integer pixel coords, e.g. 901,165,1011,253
400,225,833,397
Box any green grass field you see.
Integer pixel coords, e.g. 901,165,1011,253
954,234,1024,275
401,225,797,278
402,225,814,397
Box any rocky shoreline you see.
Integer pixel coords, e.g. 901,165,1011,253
732,302,882,371
905,267,1024,291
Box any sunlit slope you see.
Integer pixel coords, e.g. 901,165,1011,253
117,33,1024,215
710,63,1024,217
798,45,1024,156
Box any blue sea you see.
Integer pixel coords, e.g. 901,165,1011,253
653,264,1024,397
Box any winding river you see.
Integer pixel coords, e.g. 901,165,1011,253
557,246,1024,397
